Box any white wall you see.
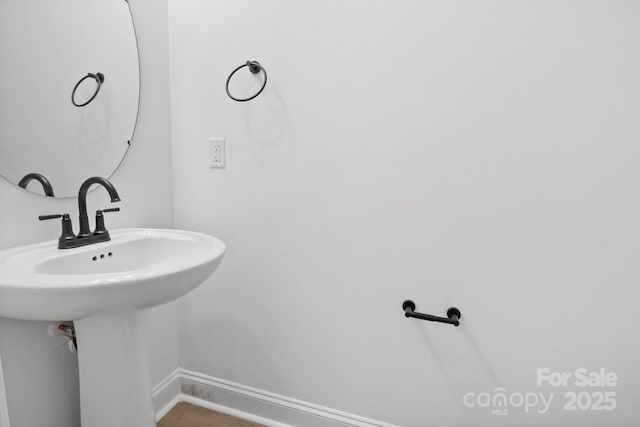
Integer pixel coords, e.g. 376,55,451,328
0,0,177,425
169,1,640,426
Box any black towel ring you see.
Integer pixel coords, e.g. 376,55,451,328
225,61,267,102
72,72,105,107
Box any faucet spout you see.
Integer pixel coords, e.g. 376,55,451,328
77,177,120,238
18,172,55,197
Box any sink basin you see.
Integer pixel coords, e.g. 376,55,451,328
0,228,225,427
0,228,225,321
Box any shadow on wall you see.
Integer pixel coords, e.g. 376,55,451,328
182,314,288,395
415,314,500,398
242,82,290,147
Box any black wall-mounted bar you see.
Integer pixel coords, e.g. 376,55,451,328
402,300,461,327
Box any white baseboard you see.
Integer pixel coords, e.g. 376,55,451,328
151,369,181,421
152,368,399,427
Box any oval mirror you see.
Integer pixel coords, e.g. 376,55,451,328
0,0,140,198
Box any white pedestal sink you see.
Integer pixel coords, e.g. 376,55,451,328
0,228,225,427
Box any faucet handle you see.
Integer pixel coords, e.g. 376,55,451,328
39,214,76,247
39,214,63,221
94,207,120,236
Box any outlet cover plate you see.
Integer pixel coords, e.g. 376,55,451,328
209,138,225,169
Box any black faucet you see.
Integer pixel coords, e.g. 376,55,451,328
18,172,55,197
77,177,120,238
39,177,121,249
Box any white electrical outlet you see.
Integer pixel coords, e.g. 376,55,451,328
209,138,226,168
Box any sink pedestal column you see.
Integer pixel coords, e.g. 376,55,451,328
74,310,156,427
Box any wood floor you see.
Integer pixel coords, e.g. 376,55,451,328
158,402,265,427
